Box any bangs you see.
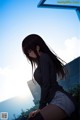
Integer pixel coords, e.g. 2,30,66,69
22,42,35,55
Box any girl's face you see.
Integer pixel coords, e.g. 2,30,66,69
28,49,37,58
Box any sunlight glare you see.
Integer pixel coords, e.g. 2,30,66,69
0,59,33,102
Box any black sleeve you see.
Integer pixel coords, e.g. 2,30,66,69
39,54,51,109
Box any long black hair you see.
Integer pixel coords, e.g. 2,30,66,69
22,34,66,79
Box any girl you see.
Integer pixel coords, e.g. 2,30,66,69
22,34,75,120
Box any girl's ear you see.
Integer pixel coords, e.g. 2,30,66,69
36,45,40,52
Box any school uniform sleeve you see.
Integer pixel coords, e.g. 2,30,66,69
39,54,51,109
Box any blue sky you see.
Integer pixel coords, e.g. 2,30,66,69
0,0,80,106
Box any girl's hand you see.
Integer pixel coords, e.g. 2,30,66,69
28,109,40,118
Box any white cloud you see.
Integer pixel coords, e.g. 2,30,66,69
56,37,80,63
0,61,32,102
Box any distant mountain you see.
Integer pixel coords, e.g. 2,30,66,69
0,96,34,120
